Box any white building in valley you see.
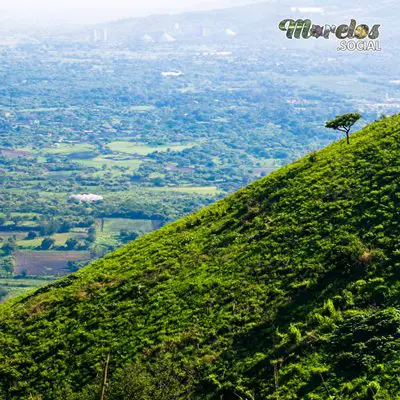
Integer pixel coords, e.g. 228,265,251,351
70,194,104,203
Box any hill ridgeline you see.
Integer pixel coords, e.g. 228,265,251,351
1,115,400,399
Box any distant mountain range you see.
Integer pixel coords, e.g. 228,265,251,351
79,0,399,45
2,0,399,49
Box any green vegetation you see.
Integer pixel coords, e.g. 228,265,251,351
107,141,196,155
0,277,56,302
41,144,97,155
94,218,157,249
1,116,400,398
149,186,221,195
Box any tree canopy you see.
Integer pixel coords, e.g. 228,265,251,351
326,112,362,144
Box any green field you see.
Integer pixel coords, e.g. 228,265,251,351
41,143,97,155
107,141,196,155
9,212,40,218
0,277,56,303
78,156,142,170
149,186,221,195
16,232,85,248
102,218,155,233
95,218,157,248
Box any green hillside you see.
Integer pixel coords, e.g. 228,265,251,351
1,115,400,399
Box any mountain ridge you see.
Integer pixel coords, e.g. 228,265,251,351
1,115,400,399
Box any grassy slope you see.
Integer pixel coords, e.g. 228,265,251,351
1,116,400,399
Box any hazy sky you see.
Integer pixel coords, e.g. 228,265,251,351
0,0,258,25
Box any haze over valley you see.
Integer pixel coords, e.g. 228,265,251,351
0,0,399,299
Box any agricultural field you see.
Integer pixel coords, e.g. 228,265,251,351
0,148,35,158
16,232,86,248
149,186,221,195
99,218,158,233
40,143,97,155
0,232,26,241
107,141,196,155
0,277,56,303
77,156,142,170
13,251,91,276
95,218,160,248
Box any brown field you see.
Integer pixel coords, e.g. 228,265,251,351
0,148,34,159
0,232,25,240
14,251,91,276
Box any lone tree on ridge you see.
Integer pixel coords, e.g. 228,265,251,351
325,112,362,144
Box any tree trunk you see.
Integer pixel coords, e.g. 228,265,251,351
100,354,110,400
